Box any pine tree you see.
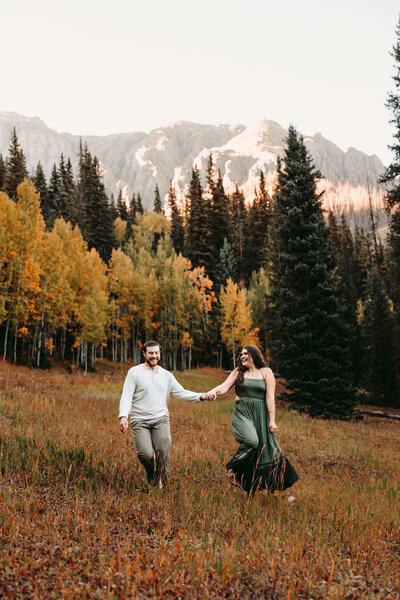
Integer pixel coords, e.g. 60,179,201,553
380,14,400,402
77,144,114,262
0,154,5,190
379,16,400,207
168,182,184,255
361,266,396,405
244,171,271,284
117,189,128,220
3,128,28,200
136,193,144,215
268,126,356,420
45,164,61,228
207,155,231,286
153,184,162,213
109,193,118,221
230,184,247,284
124,193,136,244
185,167,212,274
33,162,48,219
353,225,372,300
218,237,239,288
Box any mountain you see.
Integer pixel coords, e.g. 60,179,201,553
0,112,387,234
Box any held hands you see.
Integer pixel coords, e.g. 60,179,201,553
119,416,129,434
202,390,217,401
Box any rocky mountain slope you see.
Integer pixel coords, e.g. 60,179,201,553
0,112,387,234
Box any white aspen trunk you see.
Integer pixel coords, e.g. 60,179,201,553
231,319,236,369
3,316,10,361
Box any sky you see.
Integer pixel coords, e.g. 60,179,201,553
1,0,399,164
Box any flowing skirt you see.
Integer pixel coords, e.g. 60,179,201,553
226,396,299,493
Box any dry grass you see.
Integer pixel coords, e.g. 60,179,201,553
0,360,399,599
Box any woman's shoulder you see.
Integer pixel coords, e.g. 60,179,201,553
260,366,274,377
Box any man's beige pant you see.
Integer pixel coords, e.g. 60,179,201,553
130,415,171,485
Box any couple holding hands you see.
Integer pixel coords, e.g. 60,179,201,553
119,340,298,495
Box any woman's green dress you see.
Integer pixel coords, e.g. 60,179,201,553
226,376,299,493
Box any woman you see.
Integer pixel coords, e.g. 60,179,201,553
208,345,299,495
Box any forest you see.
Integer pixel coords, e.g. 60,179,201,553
1,101,400,415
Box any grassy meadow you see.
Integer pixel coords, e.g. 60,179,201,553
0,360,399,599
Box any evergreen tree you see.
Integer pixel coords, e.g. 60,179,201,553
353,225,372,300
168,181,184,255
109,193,118,221
229,184,247,284
268,126,356,419
3,127,28,200
185,167,212,274
218,237,239,288
361,266,396,405
379,15,400,208
0,154,5,190
329,213,363,385
153,184,162,213
124,193,136,244
207,155,231,286
244,171,271,284
77,144,114,262
136,192,144,215
45,164,61,228
386,211,400,400
380,14,400,402
33,162,48,219
117,189,128,220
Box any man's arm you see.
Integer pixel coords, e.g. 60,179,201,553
169,373,205,402
119,370,136,433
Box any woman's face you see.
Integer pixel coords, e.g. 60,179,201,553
239,348,254,369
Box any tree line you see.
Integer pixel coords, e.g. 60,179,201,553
2,11,400,419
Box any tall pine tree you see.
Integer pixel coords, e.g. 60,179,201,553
268,126,356,420
244,171,271,284
153,184,162,213
185,167,212,274
3,128,28,200
168,182,184,255
380,14,400,401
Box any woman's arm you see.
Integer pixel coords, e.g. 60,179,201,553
208,369,239,397
262,367,277,433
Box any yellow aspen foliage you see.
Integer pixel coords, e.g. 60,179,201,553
220,278,259,366
108,249,135,359
133,211,170,251
2,181,44,334
113,217,127,248
78,248,109,347
51,219,88,329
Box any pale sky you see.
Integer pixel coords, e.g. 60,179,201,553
1,0,399,164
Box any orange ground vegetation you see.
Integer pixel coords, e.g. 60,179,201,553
0,360,399,599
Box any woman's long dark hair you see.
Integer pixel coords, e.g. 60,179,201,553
236,345,268,388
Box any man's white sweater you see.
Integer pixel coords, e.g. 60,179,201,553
119,363,203,422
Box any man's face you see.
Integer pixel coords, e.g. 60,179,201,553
143,345,161,367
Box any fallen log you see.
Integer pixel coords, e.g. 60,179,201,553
359,409,400,421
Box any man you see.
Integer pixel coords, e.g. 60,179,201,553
119,340,213,488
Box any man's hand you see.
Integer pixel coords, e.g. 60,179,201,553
119,416,129,434
202,391,216,401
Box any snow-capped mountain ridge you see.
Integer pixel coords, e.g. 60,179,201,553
0,112,386,233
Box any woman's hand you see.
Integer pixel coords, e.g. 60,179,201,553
269,420,278,434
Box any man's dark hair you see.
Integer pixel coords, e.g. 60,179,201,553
140,341,161,363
